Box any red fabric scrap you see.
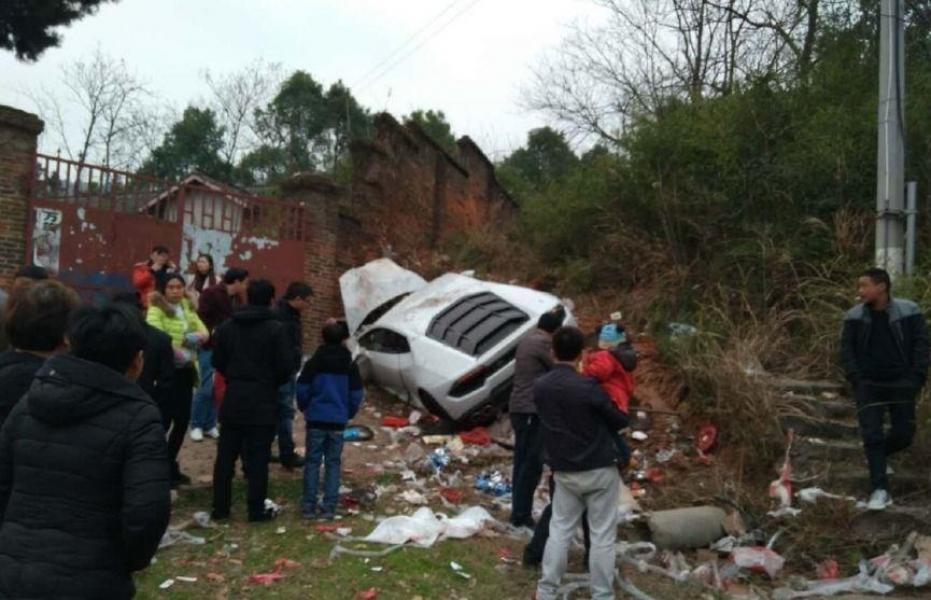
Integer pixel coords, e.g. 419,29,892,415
459,427,492,446
381,416,409,428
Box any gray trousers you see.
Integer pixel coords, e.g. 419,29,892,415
536,466,619,600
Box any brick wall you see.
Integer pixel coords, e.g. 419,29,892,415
280,173,343,351
0,105,43,286
343,113,517,266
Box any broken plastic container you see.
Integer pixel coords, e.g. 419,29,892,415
732,546,786,579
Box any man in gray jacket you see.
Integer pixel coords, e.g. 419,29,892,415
509,309,564,528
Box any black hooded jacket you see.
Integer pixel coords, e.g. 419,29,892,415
0,354,171,599
212,305,295,426
0,350,46,428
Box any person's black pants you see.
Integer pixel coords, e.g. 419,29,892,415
524,474,591,565
855,381,918,492
510,413,544,527
213,423,276,520
158,367,194,472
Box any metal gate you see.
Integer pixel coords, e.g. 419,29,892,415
27,154,309,303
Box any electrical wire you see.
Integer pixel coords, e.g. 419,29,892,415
355,0,483,94
352,0,464,90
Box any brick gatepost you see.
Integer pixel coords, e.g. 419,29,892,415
280,172,344,353
0,105,44,286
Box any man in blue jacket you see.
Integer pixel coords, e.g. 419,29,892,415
297,322,364,521
840,268,930,511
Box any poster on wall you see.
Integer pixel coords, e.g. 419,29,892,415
32,208,62,274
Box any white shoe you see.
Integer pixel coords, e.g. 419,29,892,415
206,427,220,439
190,428,204,442
867,489,892,511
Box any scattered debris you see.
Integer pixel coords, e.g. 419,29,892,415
631,431,649,442
159,579,174,590
158,529,206,549
344,425,375,441
355,588,378,600
474,471,511,497
816,558,840,580
247,572,284,586
696,424,718,454
400,490,428,505
733,546,786,578
361,506,495,548
459,427,491,446
175,576,197,583
381,416,409,428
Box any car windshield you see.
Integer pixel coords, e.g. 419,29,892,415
358,293,411,332
426,292,529,356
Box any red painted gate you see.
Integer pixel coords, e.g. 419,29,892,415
28,154,308,303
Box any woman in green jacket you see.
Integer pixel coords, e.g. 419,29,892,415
147,273,208,487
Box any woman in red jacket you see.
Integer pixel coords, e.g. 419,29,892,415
132,245,176,305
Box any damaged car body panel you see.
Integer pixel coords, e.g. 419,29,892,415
341,259,573,425
341,258,428,335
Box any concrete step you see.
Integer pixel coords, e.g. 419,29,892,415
781,415,859,440
768,377,847,395
782,394,857,420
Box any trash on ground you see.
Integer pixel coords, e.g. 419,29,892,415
773,562,895,598
768,430,795,516
264,498,282,516
159,529,206,549
647,506,726,550
275,558,301,570
400,490,428,505
816,558,840,580
459,427,492,446
450,561,472,579
475,471,512,497
276,526,287,534
423,434,454,445
403,443,426,463
732,546,786,579
440,487,465,504
696,424,718,454
192,511,212,528
655,448,677,464
315,523,340,533
381,416,409,428
344,425,375,442
248,572,284,586
631,431,649,442
427,448,451,473
355,588,378,600
175,576,197,583
159,579,174,590
362,506,495,548
797,487,857,505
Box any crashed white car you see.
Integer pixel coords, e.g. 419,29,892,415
341,259,574,425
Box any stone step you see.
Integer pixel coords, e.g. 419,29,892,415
782,394,857,420
781,415,860,440
768,376,847,395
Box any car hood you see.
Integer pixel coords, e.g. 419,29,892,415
340,258,428,334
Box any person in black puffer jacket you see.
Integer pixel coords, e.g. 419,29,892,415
212,279,295,522
0,280,79,427
0,303,171,599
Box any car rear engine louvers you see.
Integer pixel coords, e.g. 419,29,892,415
426,292,529,356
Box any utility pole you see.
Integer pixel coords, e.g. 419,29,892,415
875,0,906,275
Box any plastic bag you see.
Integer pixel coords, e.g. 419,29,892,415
159,529,206,549
362,506,494,548
732,546,785,578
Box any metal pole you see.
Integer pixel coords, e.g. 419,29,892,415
875,0,906,275
906,181,917,274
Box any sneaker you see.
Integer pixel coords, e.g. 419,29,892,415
867,489,893,511
206,427,220,440
189,428,204,442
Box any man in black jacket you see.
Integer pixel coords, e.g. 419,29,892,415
840,268,930,511
0,280,79,427
534,326,627,600
113,292,174,407
0,303,171,599
274,281,313,469
212,279,295,522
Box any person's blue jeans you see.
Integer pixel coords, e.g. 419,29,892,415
191,349,216,431
277,381,297,460
302,428,344,516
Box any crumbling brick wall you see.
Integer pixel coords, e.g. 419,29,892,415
0,105,43,286
343,113,517,265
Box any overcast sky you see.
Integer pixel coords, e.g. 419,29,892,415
0,0,603,161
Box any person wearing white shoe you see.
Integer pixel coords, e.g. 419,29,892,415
207,426,220,439
841,268,929,511
190,427,204,442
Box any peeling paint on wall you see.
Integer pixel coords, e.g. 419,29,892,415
243,236,280,250
181,224,234,274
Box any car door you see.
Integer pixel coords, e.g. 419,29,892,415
358,327,413,400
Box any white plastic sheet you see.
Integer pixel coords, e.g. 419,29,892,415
362,506,495,548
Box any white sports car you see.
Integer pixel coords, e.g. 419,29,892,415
340,259,574,426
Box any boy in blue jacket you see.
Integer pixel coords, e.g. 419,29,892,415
297,322,364,520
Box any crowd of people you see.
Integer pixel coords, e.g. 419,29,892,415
0,247,924,599
0,245,357,597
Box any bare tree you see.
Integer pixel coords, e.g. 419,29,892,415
524,0,821,144
28,48,159,170
202,59,283,166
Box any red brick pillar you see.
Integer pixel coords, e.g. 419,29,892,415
280,173,344,352
0,105,43,286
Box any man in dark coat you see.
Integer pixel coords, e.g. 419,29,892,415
508,310,563,528
840,267,930,511
212,279,295,522
113,292,174,406
0,303,171,599
274,281,313,469
0,280,79,427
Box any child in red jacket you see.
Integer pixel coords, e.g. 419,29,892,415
583,323,636,466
